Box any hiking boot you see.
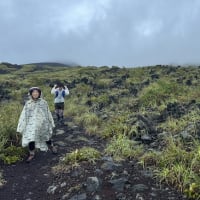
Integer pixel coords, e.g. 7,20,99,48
26,153,35,163
56,114,60,122
59,118,64,125
49,145,58,154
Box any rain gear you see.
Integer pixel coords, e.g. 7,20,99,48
17,97,55,151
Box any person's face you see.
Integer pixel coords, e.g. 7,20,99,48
31,90,40,99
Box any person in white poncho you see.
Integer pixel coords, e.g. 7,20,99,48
17,87,57,162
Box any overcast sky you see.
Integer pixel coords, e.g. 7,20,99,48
0,0,200,67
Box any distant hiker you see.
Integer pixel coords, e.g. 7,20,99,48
51,83,69,123
17,87,57,163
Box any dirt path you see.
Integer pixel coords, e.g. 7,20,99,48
0,119,188,200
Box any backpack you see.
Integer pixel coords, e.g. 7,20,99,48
55,90,65,98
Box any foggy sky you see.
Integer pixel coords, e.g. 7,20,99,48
0,0,200,67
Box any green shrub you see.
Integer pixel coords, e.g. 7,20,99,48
159,110,200,135
0,134,7,153
102,122,133,138
0,102,22,147
138,150,160,169
84,125,99,135
63,147,101,165
184,182,200,200
75,83,93,95
65,101,88,118
0,146,27,164
74,112,100,127
90,94,110,108
139,80,186,107
95,78,112,89
140,136,200,199
101,113,136,138
105,134,144,161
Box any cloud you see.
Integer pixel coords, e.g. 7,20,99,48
0,0,200,66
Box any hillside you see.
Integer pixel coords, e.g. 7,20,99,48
0,63,200,199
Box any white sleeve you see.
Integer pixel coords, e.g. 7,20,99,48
51,86,56,94
64,86,69,95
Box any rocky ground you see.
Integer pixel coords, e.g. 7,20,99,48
0,118,188,200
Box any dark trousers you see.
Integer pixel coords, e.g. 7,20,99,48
55,102,64,120
28,140,52,151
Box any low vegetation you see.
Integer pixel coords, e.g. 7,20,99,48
0,62,200,199
63,147,101,165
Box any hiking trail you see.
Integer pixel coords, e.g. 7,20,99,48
0,118,188,200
